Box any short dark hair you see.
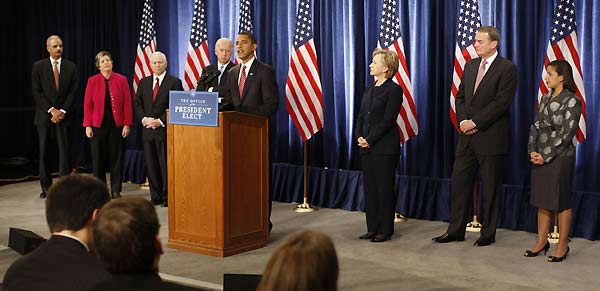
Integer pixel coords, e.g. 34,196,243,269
45,174,110,233
92,197,160,274
257,229,339,291
478,26,500,46
238,31,257,44
95,51,113,68
547,60,577,93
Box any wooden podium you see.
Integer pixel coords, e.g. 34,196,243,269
166,111,269,257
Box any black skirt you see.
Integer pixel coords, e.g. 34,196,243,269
530,156,575,211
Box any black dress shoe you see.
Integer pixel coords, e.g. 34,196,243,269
524,241,550,257
548,247,570,262
111,192,122,199
474,237,495,246
432,233,464,243
152,200,162,205
161,201,168,207
359,232,377,240
39,191,47,199
370,234,391,243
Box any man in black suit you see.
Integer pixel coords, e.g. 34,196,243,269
196,38,235,94
89,197,201,291
224,31,279,117
433,26,518,246
3,174,111,291
134,52,183,207
32,35,77,198
224,31,279,231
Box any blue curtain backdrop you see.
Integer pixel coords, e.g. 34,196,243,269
4,0,599,239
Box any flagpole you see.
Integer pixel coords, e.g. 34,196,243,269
296,141,314,212
466,182,482,232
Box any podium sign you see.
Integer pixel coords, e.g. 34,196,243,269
169,91,218,126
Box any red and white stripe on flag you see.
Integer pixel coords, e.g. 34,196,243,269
133,0,156,94
378,0,418,143
449,0,481,131
285,0,324,142
537,0,586,143
182,0,210,91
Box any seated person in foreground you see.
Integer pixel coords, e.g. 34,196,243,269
257,229,339,291
3,174,111,291
88,197,201,291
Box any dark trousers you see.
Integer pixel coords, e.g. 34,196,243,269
361,154,399,236
447,147,504,240
90,125,123,194
143,138,167,203
37,122,70,192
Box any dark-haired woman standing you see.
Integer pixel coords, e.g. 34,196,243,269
525,59,582,262
83,51,132,199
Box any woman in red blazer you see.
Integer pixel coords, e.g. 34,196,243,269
83,51,132,198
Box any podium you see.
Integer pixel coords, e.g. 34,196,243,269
166,111,269,257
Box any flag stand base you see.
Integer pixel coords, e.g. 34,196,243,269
139,178,149,190
466,215,482,232
394,213,408,223
295,198,315,213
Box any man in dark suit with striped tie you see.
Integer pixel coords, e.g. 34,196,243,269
224,31,279,231
134,52,183,207
32,35,78,198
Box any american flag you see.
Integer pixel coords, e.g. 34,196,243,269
285,0,324,142
379,0,418,143
182,0,210,91
133,0,156,94
538,0,586,143
238,0,253,33
235,0,254,63
449,0,481,131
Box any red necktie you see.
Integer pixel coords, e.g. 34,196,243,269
152,77,159,101
53,61,59,92
238,65,246,99
473,60,488,94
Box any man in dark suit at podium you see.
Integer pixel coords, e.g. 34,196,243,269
433,26,518,246
195,38,235,94
224,31,279,231
134,52,183,207
32,35,78,198
3,174,111,291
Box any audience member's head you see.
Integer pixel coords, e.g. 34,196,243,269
45,174,110,244
92,197,162,274
257,229,339,291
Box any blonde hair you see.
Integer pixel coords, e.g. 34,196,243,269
257,229,339,291
372,48,399,79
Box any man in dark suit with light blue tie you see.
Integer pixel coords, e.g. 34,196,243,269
433,26,518,246
195,38,235,95
32,35,77,198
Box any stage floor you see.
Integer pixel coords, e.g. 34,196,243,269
1,180,599,290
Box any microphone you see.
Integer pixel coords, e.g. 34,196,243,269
199,70,220,84
196,70,221,91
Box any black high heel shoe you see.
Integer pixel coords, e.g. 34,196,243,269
548,246,570,262
370,234,391,243
524,241,550,257
359,232,376,240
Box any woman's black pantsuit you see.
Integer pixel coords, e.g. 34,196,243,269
354,78,403,236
